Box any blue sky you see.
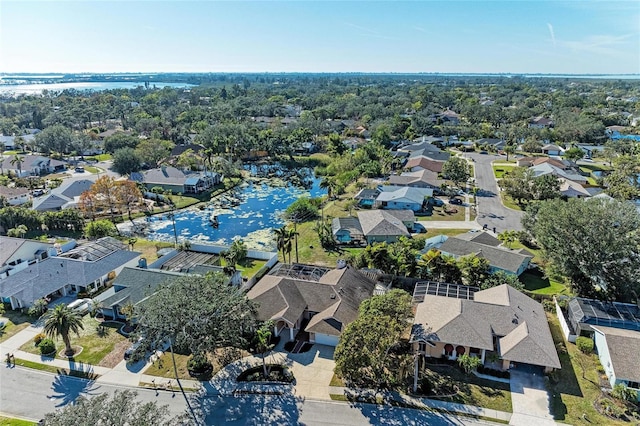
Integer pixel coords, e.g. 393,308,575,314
1,1,639,74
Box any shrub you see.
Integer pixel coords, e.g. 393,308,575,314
28,298,48,318
612,383,638,402
38,338,56,355
576,336,594,354
542,300,556,313
600,398,626,418
33,333,46,346
187,354,213,378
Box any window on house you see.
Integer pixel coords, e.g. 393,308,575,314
628,381,640,390
418,342,427,352
444,344,454,356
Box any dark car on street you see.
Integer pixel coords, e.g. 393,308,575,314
449,197,463,205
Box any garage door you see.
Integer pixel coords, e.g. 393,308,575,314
314,333,340,347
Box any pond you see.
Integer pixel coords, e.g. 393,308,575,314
138,168,325,251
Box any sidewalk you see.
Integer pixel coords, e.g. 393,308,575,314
328,386,512,423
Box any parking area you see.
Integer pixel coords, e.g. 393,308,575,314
509,370,558,425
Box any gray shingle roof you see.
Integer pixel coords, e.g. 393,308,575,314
439,237,531,274
247,266,375,337
376,187,433,204
593,326,640,383
95,267,181,308
33,179,95,211
412,284,561,369
357,210,412,237
0,244,140,305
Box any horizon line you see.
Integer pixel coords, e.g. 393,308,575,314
1,71,640,76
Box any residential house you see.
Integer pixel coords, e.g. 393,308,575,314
592,326,640,400
131,166,222,194
32,179,95,211
541,144,564,156
576,144,606,160
375,186,433,211
246,262,376,346
0,133,37,151
563,286,640,400
357,209,414,244
475,138,506,151
0,186,30,206
332,217,365,245
432,109,460,125
404,156,445,173
516,156,571,169
559,178,591,198
0,237,141,309
438,231,532,276
529,163,588,184
411,283,561,373
388,170,444,190
529,116,554,129
0,155,67,178
0,236,54,281
94,267,183,320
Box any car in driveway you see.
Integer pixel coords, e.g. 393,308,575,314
429,198,444,207
449,197,463,205
67,298,93,315
32,189,44,197
74,166,85,173
124,338,144,361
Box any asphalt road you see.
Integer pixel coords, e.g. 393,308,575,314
1,365,499,426
467,152,524,232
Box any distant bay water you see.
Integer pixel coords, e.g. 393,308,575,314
0,81,195,96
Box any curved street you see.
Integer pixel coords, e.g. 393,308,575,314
466,152,524,232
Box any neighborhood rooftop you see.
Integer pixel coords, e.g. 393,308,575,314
412,281,479,303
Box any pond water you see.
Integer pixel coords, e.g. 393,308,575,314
140,170,326,251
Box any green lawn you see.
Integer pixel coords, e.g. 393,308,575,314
19,316,128,365
13,358,100,380
422,363,512,413
0,416,36,426
492,165,516,179
221,257,267,279
84,166,100,174
143,351,193,380
499,193,523,211
519,270,569,296
0,311,33,343
420,206,466,221
546,313,631,426
129,238,174,263
415,228,470,239
85,154,112,161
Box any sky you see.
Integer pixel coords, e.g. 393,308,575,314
1,0,639,74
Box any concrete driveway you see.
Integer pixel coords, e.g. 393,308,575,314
467,152,524,232
509,370,558,426
207,341,336,401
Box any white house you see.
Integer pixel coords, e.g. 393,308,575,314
0,186,30,206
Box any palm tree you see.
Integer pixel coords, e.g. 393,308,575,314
9,154,24,176
504,144,516,161
274,226,288,261
286,227,299,264
43,304,84,356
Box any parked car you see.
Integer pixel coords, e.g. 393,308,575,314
32,189,44,197
429,198,444,207
479,151,488,154
67,298,93,316
74,166,85,173
124,338,144,361
449,197,463,205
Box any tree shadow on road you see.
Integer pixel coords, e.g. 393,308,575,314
48,368,100,407
191,390,304,425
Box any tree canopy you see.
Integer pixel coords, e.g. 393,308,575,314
523,198,640,301
334,289,413,388
42,390,187,426
441,156,470,187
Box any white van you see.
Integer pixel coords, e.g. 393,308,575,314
67,298,93,316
